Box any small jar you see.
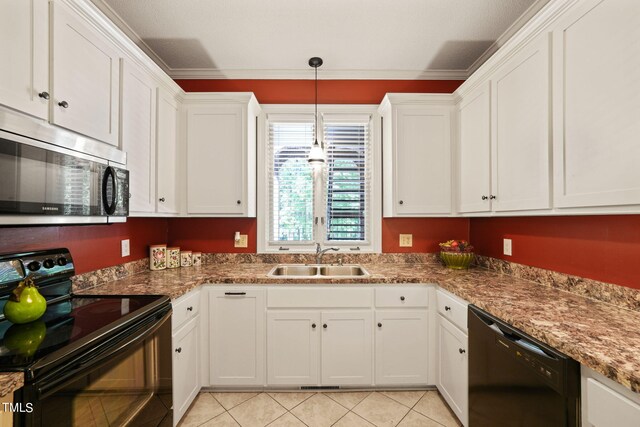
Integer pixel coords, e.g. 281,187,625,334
192,252,202,267
167,247,181,269
180,251,192,267
149,245,167,270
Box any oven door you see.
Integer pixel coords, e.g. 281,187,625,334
16,307,172,427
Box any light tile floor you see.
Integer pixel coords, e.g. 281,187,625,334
179,390,461,427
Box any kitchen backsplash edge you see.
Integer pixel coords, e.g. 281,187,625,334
71,253,639,311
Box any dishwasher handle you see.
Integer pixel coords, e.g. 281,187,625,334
488,323,557,360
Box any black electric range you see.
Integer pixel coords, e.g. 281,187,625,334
0,249,173,427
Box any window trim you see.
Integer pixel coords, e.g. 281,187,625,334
257,104,381,253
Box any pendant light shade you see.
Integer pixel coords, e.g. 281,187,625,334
308,57,325,166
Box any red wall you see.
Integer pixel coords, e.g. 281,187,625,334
0,218,168,275
168,218,257,253
175,79,463,104
383,218,470,252
470,216,640,289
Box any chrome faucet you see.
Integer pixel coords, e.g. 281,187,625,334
315,243,339,264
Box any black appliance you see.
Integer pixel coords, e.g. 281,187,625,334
0,129,128,224
0,249,172,426
468,305,580,427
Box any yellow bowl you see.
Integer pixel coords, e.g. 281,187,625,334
440,252,475,270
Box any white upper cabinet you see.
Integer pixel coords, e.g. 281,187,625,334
0,0,49,119
185,93,259,216
51,1,120,146
380,94,454,217
120,59,157,214
552,0,640,209
457,82,491,213
490,34,551,212
156,87,180,214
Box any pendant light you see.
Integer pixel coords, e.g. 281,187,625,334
307,57,325,166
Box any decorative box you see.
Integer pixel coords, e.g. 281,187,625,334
167,247,180,269
149,245,167,270
180,251,192,267
192,252,202,266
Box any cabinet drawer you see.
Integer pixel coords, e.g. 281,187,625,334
586,378,640,427
437,289,468,331
268,287,372,308
172,290,200,331
375,287,428,308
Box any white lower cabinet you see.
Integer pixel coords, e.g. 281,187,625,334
375,310,429,385
582,366,640,427
171,289,201,426
209,288,265,386
437,316,468,426
265,309,372,387
436,289,469,427
267,311,320,386
172,317,199,425
321,311,373,386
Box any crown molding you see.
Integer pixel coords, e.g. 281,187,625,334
168,68,468,80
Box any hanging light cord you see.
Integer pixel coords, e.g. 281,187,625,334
314,65,318,144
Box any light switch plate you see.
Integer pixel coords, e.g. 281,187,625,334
503,238,512,256
121,239,130,257
399,234,413,247
235,234,248,248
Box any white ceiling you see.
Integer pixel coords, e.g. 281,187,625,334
91,0,548,79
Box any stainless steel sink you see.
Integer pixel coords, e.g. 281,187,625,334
269,265,319,277
267,264,370,278
319,265,368,277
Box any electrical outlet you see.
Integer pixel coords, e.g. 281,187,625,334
399,234,413,247
503,238,512,256
121,239,130,257
235,234,248,248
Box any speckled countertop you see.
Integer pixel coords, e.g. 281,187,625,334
2,260,638,398
72,260,640,394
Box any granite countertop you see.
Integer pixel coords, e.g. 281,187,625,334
75,261,640,394
3,261,638,398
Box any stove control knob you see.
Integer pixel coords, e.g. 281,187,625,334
43,259,55,269
56,257,68,266
27,261,41,272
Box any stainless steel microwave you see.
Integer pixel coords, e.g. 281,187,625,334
0,129,129,225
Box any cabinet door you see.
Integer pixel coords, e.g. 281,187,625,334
491,35,550,212
51,1,120,145
120,60,156,214
156,88,179,214
553,0,640,208
321,311,373,386
437,316,468,427
173,317,199,425
458,82,491,213
186,105,246,215
375,310,429,385
0,0,48,119
209,289,265,386
267,311,320,386
394,106,452,215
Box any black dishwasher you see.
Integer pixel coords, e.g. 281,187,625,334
468,305,580,427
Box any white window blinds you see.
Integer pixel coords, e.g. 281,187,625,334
266,112,373,250
268,120,315,243
323,118,371,242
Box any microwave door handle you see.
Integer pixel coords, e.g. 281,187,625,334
102,166,117,215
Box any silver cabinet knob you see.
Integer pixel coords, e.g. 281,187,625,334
58,100,69,108
38,91,50,100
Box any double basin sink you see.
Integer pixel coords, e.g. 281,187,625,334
267,264,370,278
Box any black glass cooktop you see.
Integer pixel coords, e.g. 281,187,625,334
0,294,164,369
